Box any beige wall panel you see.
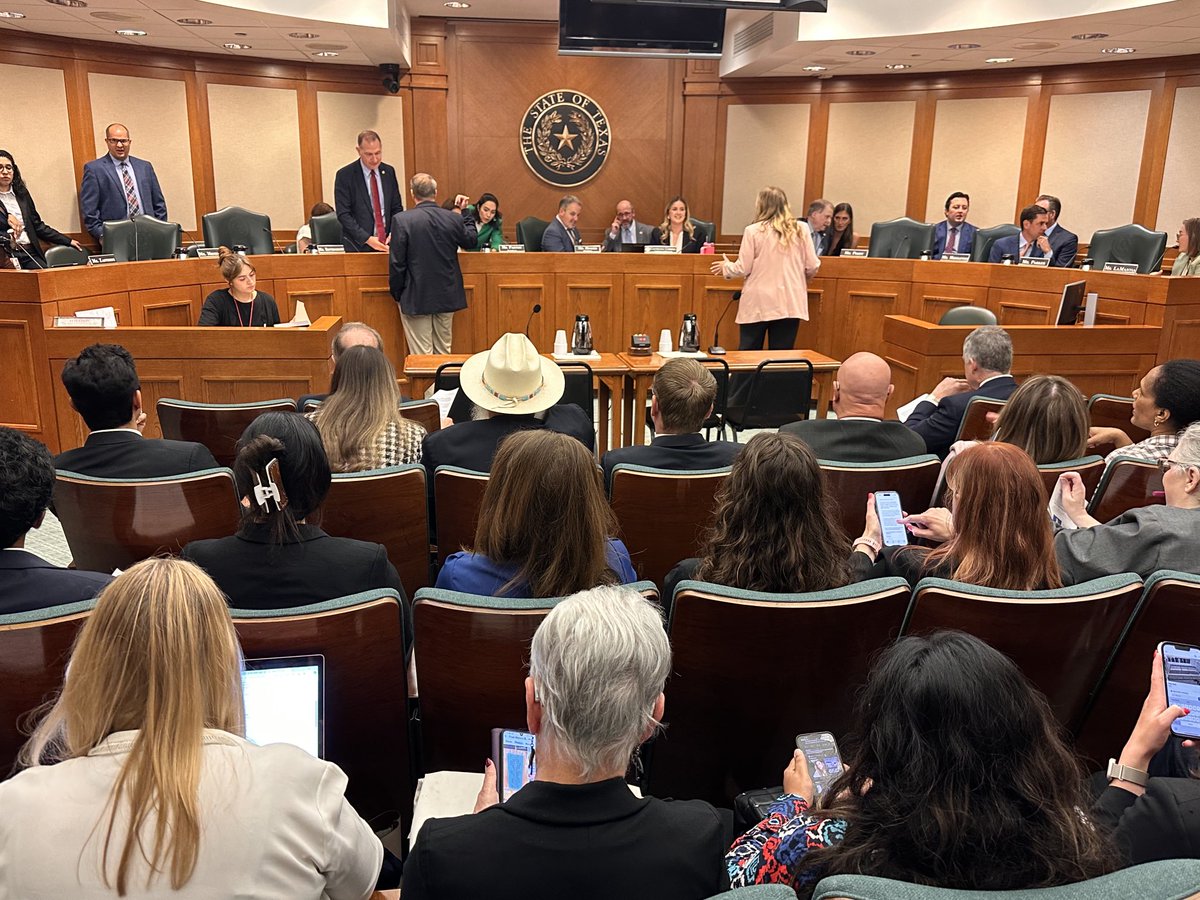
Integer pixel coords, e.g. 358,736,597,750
824,101,915,234
317,92,406,207
1156,85,1200,235
0,64,78,233
1041,90,1150,242
721,104,810,234
207,83,304,229
926,97,1027,229
89,73,196,231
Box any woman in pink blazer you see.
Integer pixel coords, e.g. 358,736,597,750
712,186,820,350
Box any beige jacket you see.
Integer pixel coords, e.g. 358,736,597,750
722,220,821,324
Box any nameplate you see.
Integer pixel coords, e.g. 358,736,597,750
497,244,526,253
313,244,345,255
86,254,116,266
576,244,603,253
1102,262,1140,274
644,245,680,254
839,248,868,257
942,252,970,262
1019,257,1050,267
53,316,106,328
195,247,221,258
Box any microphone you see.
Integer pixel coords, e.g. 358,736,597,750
708,291,739,355
524,303,542,337
896,232,910,260
131,212,141,263
261,226,279,254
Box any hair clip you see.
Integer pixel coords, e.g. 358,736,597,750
252,458,285,512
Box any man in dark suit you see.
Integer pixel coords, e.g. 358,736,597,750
389,173,476,356
333,129,404,253
782,352,927,462
54,343,218,478
78,123,167,242
1034,193,1079,267
931,191,978,259
541,195,581,252
806,198,833,255
0,427,111,612
602,200,654,251
602,358,739,486
989,204,1051,264
903,325,1018,458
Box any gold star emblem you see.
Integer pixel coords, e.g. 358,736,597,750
553,126,578,151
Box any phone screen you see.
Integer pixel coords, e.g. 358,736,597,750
874,491,908,547
795,731,843,799
1161,642,1200,739
498,729,536,802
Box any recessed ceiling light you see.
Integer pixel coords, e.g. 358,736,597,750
1072,32,1109,40
845,49,876,56
115,29,146,36
0,9,26,16
444,1,470,7
947,42,980,50
289,31,319,38
44,0,87,6
1101,47,1137,54
223,42,251,50
313,51,339,57
802,65,826,71
1014,41,1058,50
885,63,911,69
176,17,212,25
985,57,1015,64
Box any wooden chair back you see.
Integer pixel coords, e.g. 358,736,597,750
434,467,489,564
1088,394,1150,457
323,465,430,598
820,455,941,540
401,399,442,435
609,466,730,589
1088,457,1164,523
954,396,1007,443
1037,456,1106,500
157,398,298,468
53,470,240,573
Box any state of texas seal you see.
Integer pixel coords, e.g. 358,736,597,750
520,91,611,187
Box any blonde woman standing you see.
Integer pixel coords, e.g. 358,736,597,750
711,186,820,351
0,557,382,898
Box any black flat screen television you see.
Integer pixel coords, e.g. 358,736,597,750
559,0,726,56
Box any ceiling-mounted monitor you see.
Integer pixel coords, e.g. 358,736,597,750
559,0,725,57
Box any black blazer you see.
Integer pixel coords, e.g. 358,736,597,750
402,778,729,900
388,202,477,316
54,430,219,479
333,160,403,252
1094,779,1200,865
848,544,952,588
422,405,595,480
903,375,1017,459
0,549,111,614
0,191,73,269
602,433,739,488
781,417,927,463
649,227,703,253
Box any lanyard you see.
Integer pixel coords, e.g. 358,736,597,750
234,293,256,327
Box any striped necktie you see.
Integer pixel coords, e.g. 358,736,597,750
120,163,141,217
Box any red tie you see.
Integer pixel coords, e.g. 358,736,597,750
370,169,385,241
946,227,957,253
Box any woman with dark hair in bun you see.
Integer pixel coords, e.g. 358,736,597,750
197,247,281,327
181,412,403,612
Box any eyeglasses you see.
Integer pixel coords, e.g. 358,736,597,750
106,138,131,145
1159,458,1196,475
0,164,12,172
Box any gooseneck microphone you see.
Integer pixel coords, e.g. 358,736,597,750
896,231,910,260
262,226,278,254
708,290,739,356
524,303,542,337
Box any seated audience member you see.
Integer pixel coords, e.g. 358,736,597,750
1053,422,1200,582
421,332,594,476
650,196,703,253
665,432,850,602
295,200,333,254
0,427,110,612
988,203,1051,263
781,351,926,462
1089,360,1200,463
931,191,976,259
403,585,729,899
436,430,635,597
726,631,1114,895
851,442,1061,589
307,346,425,470
298,321,386,409
987,374,1089,464
197,247,281,327
1170,218,1200,276
467,193,503,251
903,325,1017,458
0,557,382,896
825,202,857,257
181,412,404,611
601,358,739,485
54,343,218,478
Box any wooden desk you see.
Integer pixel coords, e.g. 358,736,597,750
617,350,841,446
404,352,627,454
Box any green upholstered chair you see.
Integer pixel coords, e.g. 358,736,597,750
100,218,137,261
704,887,798,899
134,215,183,259
938,306,997,326
867,217,936,259
44,244,88,267
202,206,274,255
970,223,1019,263
515,216,549,251
156,397,298,469
1087,224,1168,274
308,211,343,247
690,217,715,244
818,454,941,539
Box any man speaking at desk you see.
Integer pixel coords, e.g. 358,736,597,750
79,124,167,242
389,173,476,356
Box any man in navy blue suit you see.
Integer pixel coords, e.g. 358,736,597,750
541,195,582,252
903,326,1017,458
333,129,404,253
1034,193,1078,267
79,123,167,242
931,191,977,259
988,204,1051,264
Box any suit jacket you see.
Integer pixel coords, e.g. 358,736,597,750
79,155,166,240
601,432,740,487
602,220,655,251
1055,505,1200,584
388,201,476,317
0,191,73,268
903,375,1018,459
988,234,1046,263
1094,779,1200,865
931,220,978,259
422,405,595,480
333,160,403,252
1046,223,1079,268
402,778,729,900
649,227,703,254
54,430,219,479
0,549,111,614
780,417,928,462
541,216,579,252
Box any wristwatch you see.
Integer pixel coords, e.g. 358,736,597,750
1106,758,1149,786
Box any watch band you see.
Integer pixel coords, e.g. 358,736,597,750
1107,758,1149,787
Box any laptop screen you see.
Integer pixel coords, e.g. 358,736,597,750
242,654,325,758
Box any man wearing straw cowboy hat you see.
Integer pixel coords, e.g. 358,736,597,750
422,333,594,479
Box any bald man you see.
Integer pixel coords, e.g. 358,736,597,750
780,352,927,461
602,200,654,251
298,321,399,409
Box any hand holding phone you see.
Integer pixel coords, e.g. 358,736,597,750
1159,643,1200,740
873,491,908,547
794,732,843,800
490,728,537,802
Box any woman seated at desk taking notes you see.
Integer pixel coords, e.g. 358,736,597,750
197,247,281,327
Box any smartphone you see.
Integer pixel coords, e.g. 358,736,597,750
1160,642,1200,739
874,491,908,547
490,728,536,802
794,731,843,799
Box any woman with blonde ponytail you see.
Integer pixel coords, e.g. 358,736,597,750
0,557,382,897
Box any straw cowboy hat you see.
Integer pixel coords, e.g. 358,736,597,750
460,332,565,415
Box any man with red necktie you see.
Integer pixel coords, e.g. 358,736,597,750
333,129,404,253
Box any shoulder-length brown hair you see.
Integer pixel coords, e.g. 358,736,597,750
991,374,1088,464
472,429,618,598
696,432,850,593
922,442,1061,590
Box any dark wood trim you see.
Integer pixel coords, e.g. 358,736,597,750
1016,85,1052,220
907,94,936,219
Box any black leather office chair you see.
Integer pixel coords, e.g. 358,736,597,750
867,217,935,259
515,216,549,251
100,219,137,262
970,223,1020,262
689,217,714,244
309,212,343,248
44,245,88,267
938,306,997,325
1086,224,1168,274
134,215,182,259
202,206,274,255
